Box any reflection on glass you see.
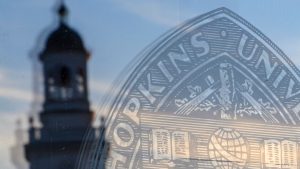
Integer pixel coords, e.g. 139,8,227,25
81,7,300,169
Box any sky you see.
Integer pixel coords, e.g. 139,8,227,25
1,0,300,169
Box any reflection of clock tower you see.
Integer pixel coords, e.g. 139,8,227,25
25,2,96,169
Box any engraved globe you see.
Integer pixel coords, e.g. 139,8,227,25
208,128,248,169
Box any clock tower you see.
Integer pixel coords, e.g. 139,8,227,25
25,2,96,169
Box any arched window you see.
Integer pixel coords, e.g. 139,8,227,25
59,66,71,87
58,66,73,100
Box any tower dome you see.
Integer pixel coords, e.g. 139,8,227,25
40,2,89,60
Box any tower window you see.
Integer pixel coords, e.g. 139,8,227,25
60,66,71,86
55,66,73,100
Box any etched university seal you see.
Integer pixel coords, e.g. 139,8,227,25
80,8,300,169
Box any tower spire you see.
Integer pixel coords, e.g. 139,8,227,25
57,0,68,23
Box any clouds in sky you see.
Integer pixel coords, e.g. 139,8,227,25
0,68,33,103
0,87,32,103
111,0,195,27
0,70,31,169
